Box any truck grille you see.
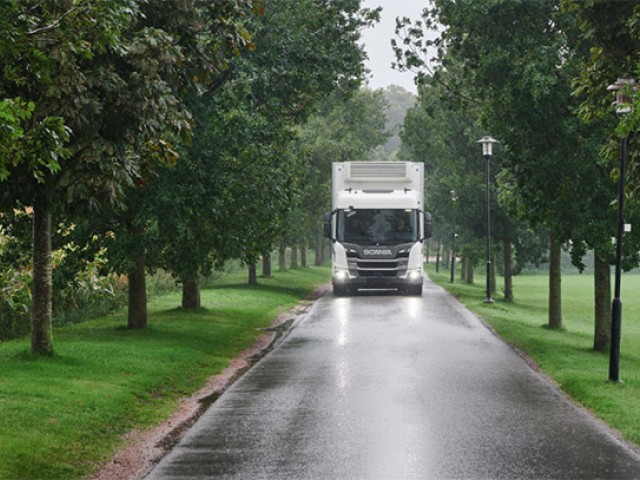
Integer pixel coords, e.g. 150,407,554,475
348,257,409,277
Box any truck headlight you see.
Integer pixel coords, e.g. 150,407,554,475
407,269,422,281
334,269,349,282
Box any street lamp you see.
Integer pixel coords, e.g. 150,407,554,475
450,190,458,283
477,135,499,304
607,77,635,383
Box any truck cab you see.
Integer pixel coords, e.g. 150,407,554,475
324,162,432,296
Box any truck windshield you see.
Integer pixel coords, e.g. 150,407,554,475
337,209,419,245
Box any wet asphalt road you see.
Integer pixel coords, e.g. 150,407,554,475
147,277,640,479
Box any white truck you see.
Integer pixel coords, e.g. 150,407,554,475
324,161,432,296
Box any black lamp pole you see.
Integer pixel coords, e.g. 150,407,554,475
607,77,634,383
478,136,498,304
610,134,627,383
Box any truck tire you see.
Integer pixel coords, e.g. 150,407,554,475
333,284,352,296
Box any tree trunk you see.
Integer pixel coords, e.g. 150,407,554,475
491,254,497,295
315,230,323,266
435,239,441,273
593,251,611,352
128,252,147,329
262,254,272,278
466,260,474,284
31,188,54,355
503,238,514,302
290,244,298,268
279,240,286,271
181,277,201,309
300,245,307,268
248,262,257,286
461,257,468,282
548,232,563,329
425,239,430,264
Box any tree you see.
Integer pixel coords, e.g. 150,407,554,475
395,0,640,340
126,0,381,304
0,1,261,349
565,0,640,350
400,72,525,302
0,1,139,353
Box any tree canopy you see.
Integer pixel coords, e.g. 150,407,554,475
14,0,383,327
395,0,640,344
0,0,261,352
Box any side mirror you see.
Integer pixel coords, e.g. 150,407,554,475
423,212,433,239
323,212,332,239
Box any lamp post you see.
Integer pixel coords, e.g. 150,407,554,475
450,190,458,283
477,136,499,304
607,77,635,383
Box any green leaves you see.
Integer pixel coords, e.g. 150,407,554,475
130,0,382,283
0,0,262,203
0,98,31,181
395,0,632,271
0,97,70,183
0,0,265,346
0,0,377,338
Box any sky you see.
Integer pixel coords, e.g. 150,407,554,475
360,0,430,93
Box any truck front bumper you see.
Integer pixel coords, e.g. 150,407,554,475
332,267,423,290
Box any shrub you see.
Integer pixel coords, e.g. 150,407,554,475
0,266,31,340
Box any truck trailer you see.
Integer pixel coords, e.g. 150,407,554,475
324,161,432,296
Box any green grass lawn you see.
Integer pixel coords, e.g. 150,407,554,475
428,264,640,448
0,265,330,480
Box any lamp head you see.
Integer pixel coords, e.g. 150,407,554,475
607,77,635,115
477,136,499,158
